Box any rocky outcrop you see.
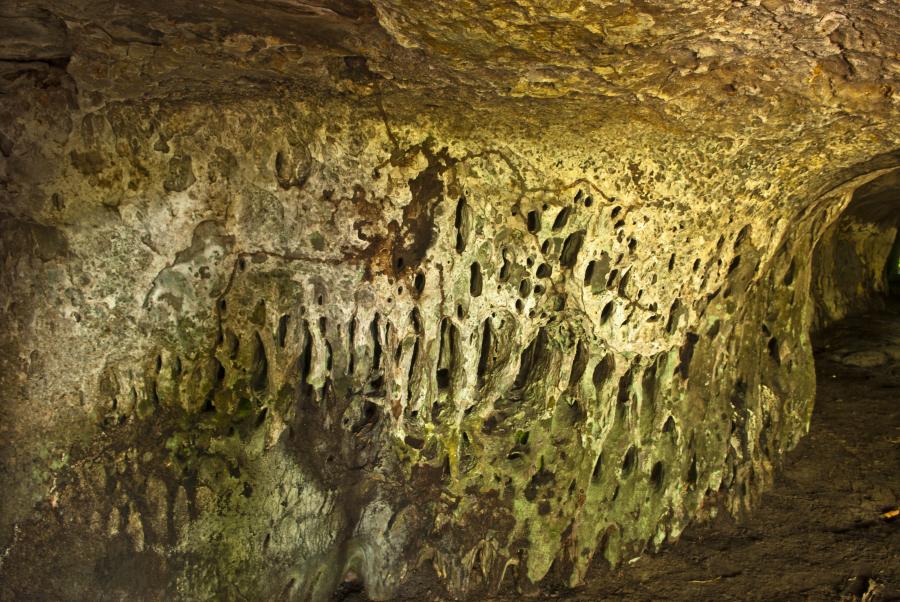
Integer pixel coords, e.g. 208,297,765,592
1,1,898,600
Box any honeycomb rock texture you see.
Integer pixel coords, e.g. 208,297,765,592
0,1,899,600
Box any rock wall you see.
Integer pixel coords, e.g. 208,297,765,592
1,53,899,602
810,168,900,330
811,217,897,331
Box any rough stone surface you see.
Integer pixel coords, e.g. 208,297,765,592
840,350,889,368
0,1,899,600
811,170,899,330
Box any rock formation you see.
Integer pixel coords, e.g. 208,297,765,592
1,1,898,599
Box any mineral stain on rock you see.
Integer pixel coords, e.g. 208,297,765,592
391,144,456,275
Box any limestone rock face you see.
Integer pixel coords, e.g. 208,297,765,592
811,170,900,329
0,1,898,600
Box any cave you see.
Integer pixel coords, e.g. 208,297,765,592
0,2,898,601
811,170,900,329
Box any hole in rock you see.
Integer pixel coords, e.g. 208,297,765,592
592,453,603,481
569,341,588,388
519,279,532,297
665,299,683,334
584,260,596,286
650,461,664,491
600,300,614,324
642,360,658,409
592,354,615,391
347,319,357,375
733,224,751,249
616,366,634,412
455,197,471,253
552,207,571,230
621,446,638,476
767,337,781,365
407,333,420,400
527,210,540,233
370,314,383,372
783,258,796,286
663,415,676,434
500,249,512,281
214,358,226,387
298,322,314,398
250,332,268,393
276,314,289,347
470,262,483,296
560,230,585,268
606,268,618,288
676,332,699,379
477,318,493,386
436,318,460,391
513,327,550,392
617,269,631,296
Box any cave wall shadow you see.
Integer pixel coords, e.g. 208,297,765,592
810,168,900,332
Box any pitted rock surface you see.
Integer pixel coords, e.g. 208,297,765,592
0,1,899,600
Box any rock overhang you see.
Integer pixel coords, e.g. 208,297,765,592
3,1,898,131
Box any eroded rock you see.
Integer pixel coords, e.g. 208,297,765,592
0,1,898,601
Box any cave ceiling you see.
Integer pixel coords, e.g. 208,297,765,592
3,0,898,135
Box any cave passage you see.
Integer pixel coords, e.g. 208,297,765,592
811,170,900,330
1,2,899,601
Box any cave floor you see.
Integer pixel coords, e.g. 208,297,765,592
389,307,900,602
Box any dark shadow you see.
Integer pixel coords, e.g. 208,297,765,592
810,169,900,329
886,230,900,296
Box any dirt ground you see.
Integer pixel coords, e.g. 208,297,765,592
379,307,900,602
